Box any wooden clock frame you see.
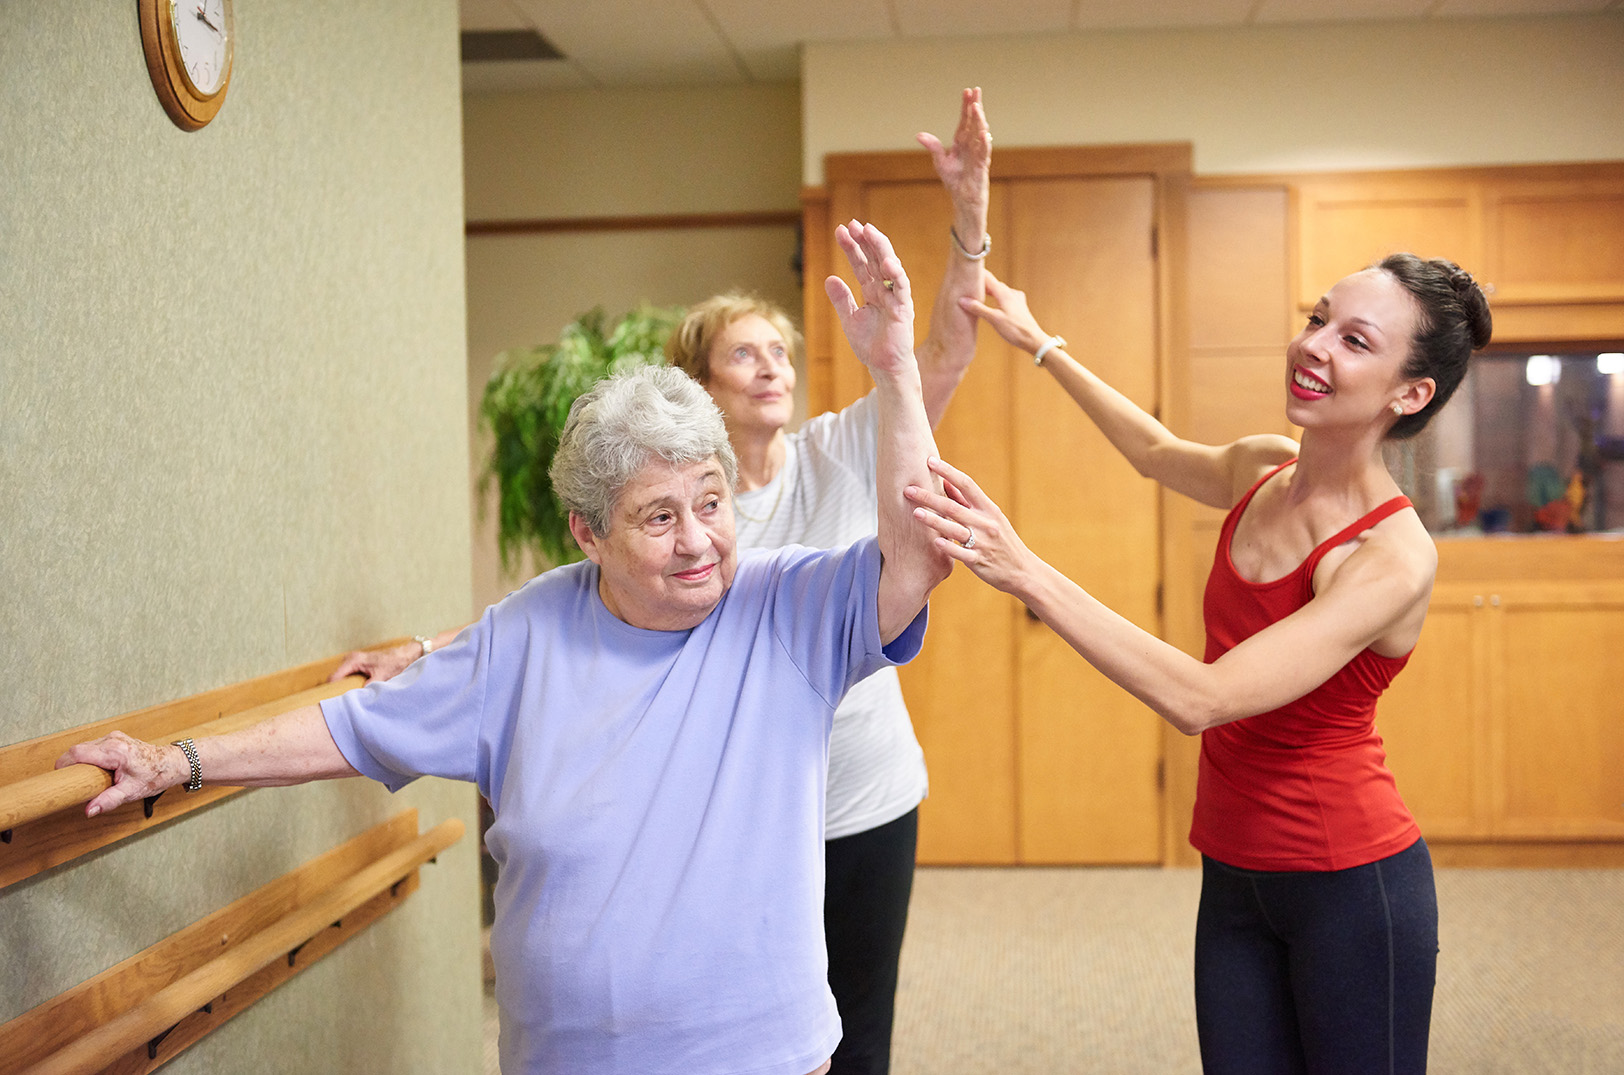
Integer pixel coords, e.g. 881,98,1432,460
138,0,232,131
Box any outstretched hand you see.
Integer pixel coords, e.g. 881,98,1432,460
959,269,1052,357
329,642,418,683
917,87,991,216
56,731,182,817
905,456,1035,595
826,220,916,377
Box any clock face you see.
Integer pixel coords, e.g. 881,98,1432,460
170,0,232,97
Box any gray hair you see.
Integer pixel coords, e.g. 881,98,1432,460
550,364,738,537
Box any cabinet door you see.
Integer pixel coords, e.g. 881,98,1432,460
1376,586,1491,838
1009,177,1163,864
1495,584,1624,838
1293,177,1477,312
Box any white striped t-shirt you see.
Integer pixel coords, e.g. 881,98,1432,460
733,391,929,839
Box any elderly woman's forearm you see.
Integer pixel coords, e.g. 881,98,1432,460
873,369,948,638
192,704,361,788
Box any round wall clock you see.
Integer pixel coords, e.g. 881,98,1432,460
138,0,234,131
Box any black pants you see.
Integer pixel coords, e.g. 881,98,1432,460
1194,837,1438,1075
824,807,918,1075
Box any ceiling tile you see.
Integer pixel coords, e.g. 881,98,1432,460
892,0,1070,37
511,0,748,84
460,0,531,32
1254,0,1435,23
737,45,802,82
701,0,896,49
1434,0,1614,14
1071,0,1255,30
461,60,592,94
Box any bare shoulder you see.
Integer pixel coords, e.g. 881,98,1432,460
1325,507,1437,603
1223,434,1300,504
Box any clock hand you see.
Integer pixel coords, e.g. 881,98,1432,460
195,4,221,33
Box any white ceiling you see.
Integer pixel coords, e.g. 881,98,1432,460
459,0,1621,92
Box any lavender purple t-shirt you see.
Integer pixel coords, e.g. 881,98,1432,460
320,536,926,1075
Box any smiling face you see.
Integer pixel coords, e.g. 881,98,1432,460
702,313,797,438
1285,268,1433,432
569,456,737,632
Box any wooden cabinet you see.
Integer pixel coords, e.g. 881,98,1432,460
803,145,1190,864
1293,162,1624,342
1378,543,1624,854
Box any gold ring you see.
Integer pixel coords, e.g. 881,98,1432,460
882,279,896,291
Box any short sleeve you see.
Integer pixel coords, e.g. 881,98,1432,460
320,612,493,792
764,537,928,707
793,391,878,487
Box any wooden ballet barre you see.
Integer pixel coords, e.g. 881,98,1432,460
2,811,464,1075
0,642,405,891
0,677,363,833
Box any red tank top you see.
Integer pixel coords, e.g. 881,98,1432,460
1188,460,1421,871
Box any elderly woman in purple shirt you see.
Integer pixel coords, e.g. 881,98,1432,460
60,223,952,1075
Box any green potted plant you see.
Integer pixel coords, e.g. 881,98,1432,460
479,304,685,569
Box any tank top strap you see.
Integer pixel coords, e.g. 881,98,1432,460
1300,495,1414,579
1220,458,1299,548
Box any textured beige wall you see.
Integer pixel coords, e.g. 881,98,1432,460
462,84,804,610
0,3,481,1072
803,15,1624,183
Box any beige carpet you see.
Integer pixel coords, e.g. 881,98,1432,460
480,867,1624,1073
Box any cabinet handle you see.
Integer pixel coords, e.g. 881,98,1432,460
1474,595,1485,607
1490,594,1501,607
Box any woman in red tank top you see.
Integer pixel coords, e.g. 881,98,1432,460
903,253,1492,1074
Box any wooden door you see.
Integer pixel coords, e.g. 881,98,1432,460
1008,177,1163,863
810,147,1187,864
838,176,1022,863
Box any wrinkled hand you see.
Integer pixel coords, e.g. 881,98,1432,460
56,731,184,817
826,221,916,377
905,456,1035,596
917,87,991,216
959,269,1052,356
329,642,418,683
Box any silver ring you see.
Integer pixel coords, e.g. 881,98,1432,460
962,530,976,550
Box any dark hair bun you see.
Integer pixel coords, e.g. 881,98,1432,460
1447,266,1493,350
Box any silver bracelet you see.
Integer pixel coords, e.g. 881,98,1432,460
172,738,203,793
949,225,990,260
414,634,435,657
1033,335,1067,367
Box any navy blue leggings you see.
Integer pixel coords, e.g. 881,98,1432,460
1194,838,1438,1075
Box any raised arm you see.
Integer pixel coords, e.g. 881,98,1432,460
825,221,952,643
57,704,358,817
915,87,992,427
963,270,1297,509
906,456,1436,733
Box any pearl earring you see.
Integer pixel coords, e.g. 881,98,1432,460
1389,402,1404,417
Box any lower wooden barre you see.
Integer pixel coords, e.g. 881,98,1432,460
6,813,465,1075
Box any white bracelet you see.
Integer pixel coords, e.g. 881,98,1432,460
414,634,435,657
1033,335,1066,367
949,225,991,260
